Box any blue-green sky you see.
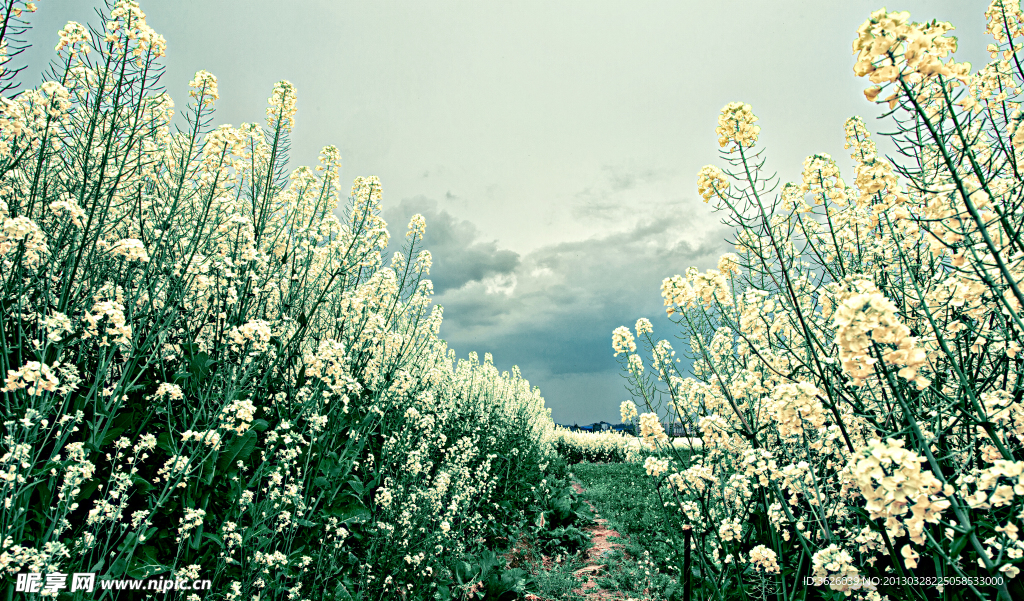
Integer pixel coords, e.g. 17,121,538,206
23,0,990,423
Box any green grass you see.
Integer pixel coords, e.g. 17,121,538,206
570,463,685,601
502,529,593,600
520,552,590,601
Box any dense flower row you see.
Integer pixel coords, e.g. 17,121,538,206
552,428,639,464
551,426,702,465
0,2,556,600
615,3,1024,600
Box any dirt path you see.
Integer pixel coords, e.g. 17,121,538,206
524,481,646,601
567,481,627,600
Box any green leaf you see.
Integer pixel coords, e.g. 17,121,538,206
126,546,168,579
156,431,175,454
75,478,101,502
107,557,128,578
500,568,527,591
327,500,370,524
189,352,214,382
130,474,154,493
190,523,205,551
454,560,476,585
950,533,971,558
333,581,354,600
201,451,218,485
101,426,127,447
217,429,257,472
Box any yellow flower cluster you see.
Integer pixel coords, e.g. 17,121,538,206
717,253,741,276
660,274,694,314
767,381,825,440
638,412,669,446
697,164,729,203
644,456,669,477
843,116,902,209
854,8,968,106
267,80,298,132
611,325,636,356
800,153,848,206
1,362,60,396
189,70,219,108
226,319,273,353
748,545,780,574
718,518,742,542
110,238,149,262
55,21,90,56
0,216,47,269
107,0,166,59
620,399,638,423
810,545,862,593
716,102,760,150
986,1,1024,48
82,300,132,347
851,439,950,543
47,198,86,228
406,213,426,239
832,278,929,388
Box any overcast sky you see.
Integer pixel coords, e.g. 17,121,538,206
23,0,990,423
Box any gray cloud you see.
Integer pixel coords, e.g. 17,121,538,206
384,197,520,295
431,203,731,423
571,165,686,222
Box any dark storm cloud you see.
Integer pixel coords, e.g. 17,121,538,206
384,197,520,295
432,206,732,423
